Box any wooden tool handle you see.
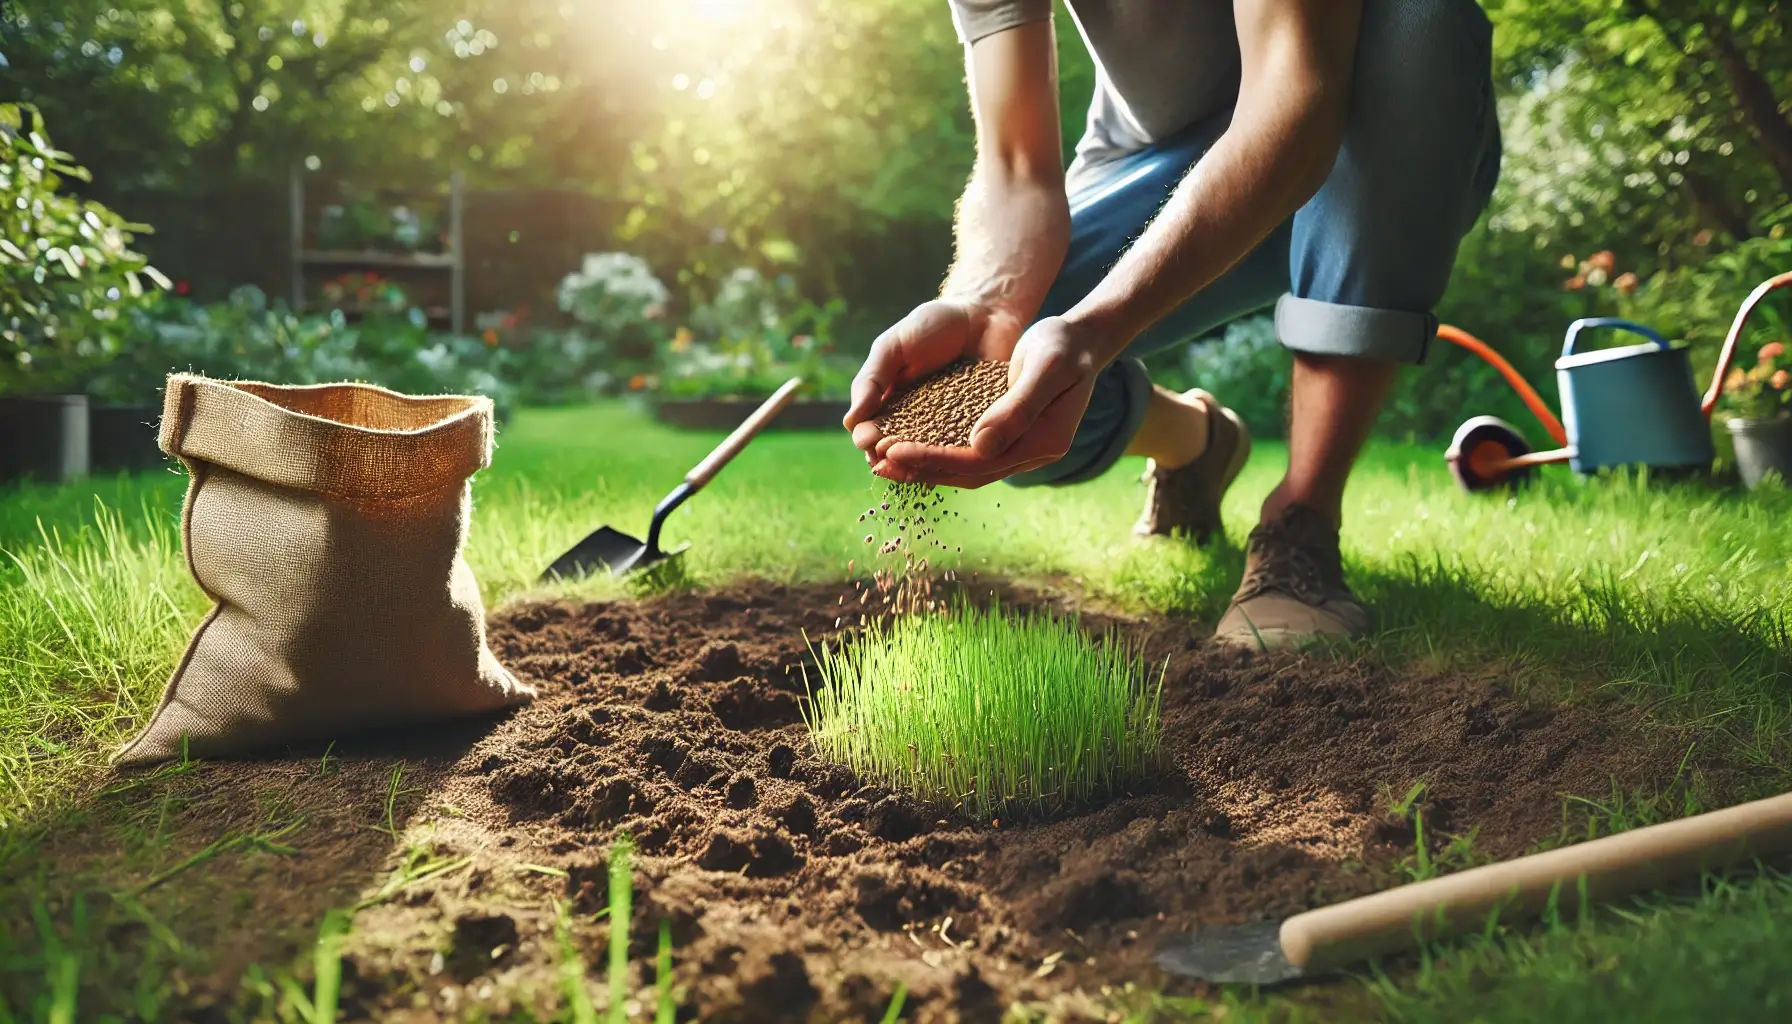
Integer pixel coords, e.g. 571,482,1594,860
684,377,804,489
1280,791,1792,974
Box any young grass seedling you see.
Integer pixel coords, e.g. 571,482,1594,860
353,843,471,912
805,600,1164,820
607,834,634,1024
374,762,421,838
275,909,350,1024
555,898,599,1024
880,982,908,1023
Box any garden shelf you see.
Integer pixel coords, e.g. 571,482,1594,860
296,249,457,269
289,168,466,334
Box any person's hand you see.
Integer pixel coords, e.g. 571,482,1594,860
842,299,1027,460
870,315,1105,489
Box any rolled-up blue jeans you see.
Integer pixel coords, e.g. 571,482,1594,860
1010,0,1502,487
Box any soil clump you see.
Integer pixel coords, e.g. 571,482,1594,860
875,360,1011,447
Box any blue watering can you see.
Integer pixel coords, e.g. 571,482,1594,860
1439,271,1792,491
1555,318,1713,474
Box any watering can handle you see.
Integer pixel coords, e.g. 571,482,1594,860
1561,318,1670,359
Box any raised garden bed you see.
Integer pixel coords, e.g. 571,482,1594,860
654,396,851,432
35,579,1738,1020
89,403,167,473
0,394,89,483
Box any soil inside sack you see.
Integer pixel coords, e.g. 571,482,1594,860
875,360,1011,447
368,582,1722,1020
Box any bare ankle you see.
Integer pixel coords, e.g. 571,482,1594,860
1260,486,1342,528
1130,387,1212,469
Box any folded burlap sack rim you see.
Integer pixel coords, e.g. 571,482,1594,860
160,373,495,503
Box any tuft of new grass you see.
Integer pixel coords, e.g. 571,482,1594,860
803,601,1165,820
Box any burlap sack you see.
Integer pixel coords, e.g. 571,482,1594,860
114,374,533,767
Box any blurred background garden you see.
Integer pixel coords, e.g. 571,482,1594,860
5,0,1792,449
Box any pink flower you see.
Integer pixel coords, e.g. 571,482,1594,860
1588,250,1616,274
1759,341,1785,363
1773,369,1790,390
1564,275,1587,292
1614,272,1639,295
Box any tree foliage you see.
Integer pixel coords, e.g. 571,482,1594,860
0,104,167,394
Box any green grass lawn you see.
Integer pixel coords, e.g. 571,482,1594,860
3,401,1791,1021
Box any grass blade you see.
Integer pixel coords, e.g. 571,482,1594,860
608,833,635,1024
555,898,598,1024
880,982,907,1023
311,909,351,1024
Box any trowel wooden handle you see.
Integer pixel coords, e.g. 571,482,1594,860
685,377,804,489
1280,791,1792,975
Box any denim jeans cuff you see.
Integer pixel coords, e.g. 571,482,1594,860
1275,294,1436,365
1005,356,1152,488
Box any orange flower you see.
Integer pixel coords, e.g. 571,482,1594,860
1564,275,1587,292
1774,369,1791,390
1614,272,1639,295
1588,250,1616,274
482,328,499,346
1693,229,1714,247
1759,341,1785,363
628,374,648,391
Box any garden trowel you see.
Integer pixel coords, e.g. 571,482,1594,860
541,377,804,580
1155,790,1792,985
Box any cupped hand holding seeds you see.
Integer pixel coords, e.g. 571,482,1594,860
848,313,1105,489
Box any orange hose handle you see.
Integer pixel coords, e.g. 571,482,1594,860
1436,324,1569,447
1702,270,1792,417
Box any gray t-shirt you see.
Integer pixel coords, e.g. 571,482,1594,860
948,0,1240,173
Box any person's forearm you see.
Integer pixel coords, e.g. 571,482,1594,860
1064,94,1344,363
940,18,1071,340
941,164,1071,335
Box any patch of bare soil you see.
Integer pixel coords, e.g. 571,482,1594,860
4,581,1747,1022
356,581,1713,1021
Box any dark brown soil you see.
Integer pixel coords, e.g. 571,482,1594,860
372,581,1707,1021
875,361,1011,447
7,580,1749,1022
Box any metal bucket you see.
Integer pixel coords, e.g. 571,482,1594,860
1556,318,1715,474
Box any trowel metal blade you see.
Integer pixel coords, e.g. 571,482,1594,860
1154,920,1305,986
542,526,655,581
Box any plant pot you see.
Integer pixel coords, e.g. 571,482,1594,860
90,403,167,473
0,394,90,484
1727,415,1792,489
653,396,851,432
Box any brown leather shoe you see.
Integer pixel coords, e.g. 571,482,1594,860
1213,505,1369,650
1133,389,1251,545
